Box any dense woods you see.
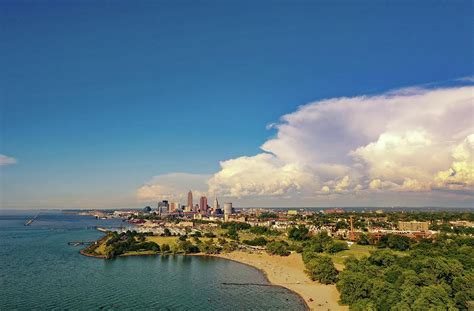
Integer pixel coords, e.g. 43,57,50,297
324,234,473,310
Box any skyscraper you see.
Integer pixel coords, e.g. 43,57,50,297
157,200,169,216
213,197,219,210
187,190,193,211
212,196,221,215
199,196,207,215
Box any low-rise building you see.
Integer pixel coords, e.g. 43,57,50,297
398,221,430,231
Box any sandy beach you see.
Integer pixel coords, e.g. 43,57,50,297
213,251,347,311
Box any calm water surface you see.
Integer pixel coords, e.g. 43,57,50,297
0,211,306,310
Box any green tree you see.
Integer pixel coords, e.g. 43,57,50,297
336,271,372,305
177,240,199,254
221,221,250,231
412,285,457,311
258,212,277,220
369,279,399,310
266,241,290,256
163,228,172,236
324,240,348,254
226,228,239,240
357,234,370,245
222,241,238,253
369,250,398,267
452,273,474,310
304,254,338,284
288,225,309,241
204,232,216,238
335,220,349,230
243,236,268,246
161,243,171,253
199,239,222,254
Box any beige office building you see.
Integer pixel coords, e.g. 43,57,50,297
398,221,429,231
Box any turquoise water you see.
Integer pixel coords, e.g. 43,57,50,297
0,211,306,310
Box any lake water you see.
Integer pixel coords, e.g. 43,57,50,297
0,211,306,310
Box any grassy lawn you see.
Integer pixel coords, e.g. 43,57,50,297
83,236,110,256
95,239,108,255
238,231,258,241
145,236,179,246
330,244,376,268
238,230,286,243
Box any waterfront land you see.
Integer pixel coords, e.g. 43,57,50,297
79,209,474,310
82,234,348,310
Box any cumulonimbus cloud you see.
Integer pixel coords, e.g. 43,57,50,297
0,154,18,166
137,173,210,202
138,83,474,204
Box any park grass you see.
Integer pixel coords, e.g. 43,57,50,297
145,236,179,246
94,237,109,254
329,244,408,270
238,231,258,241
330,244,376,268
238,230,286,243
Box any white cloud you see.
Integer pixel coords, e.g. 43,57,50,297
0,154,17,166
334,175,351,193
434,134,474,192
207,153,319,197
209,85,474,198
138,84,474,205
351,129,448,184
137,173,210,202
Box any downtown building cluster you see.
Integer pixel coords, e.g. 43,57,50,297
155,190,235,219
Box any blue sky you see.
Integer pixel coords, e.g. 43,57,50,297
1,1,473,209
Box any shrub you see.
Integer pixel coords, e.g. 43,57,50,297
266,241,290,256
243,237,268,246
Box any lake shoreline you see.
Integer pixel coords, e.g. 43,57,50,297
203,252,312,310
80,244,344,311
207,251,346,311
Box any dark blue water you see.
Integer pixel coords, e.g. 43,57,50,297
0,211,306,310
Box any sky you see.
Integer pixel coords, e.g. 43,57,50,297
1,0,473,209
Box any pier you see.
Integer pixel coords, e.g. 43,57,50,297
24,213,40,226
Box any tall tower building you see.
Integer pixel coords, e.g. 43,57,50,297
213,197,219,210
199,196,208,215
187,191,193,211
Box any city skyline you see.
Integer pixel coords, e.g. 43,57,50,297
1,1,473,209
